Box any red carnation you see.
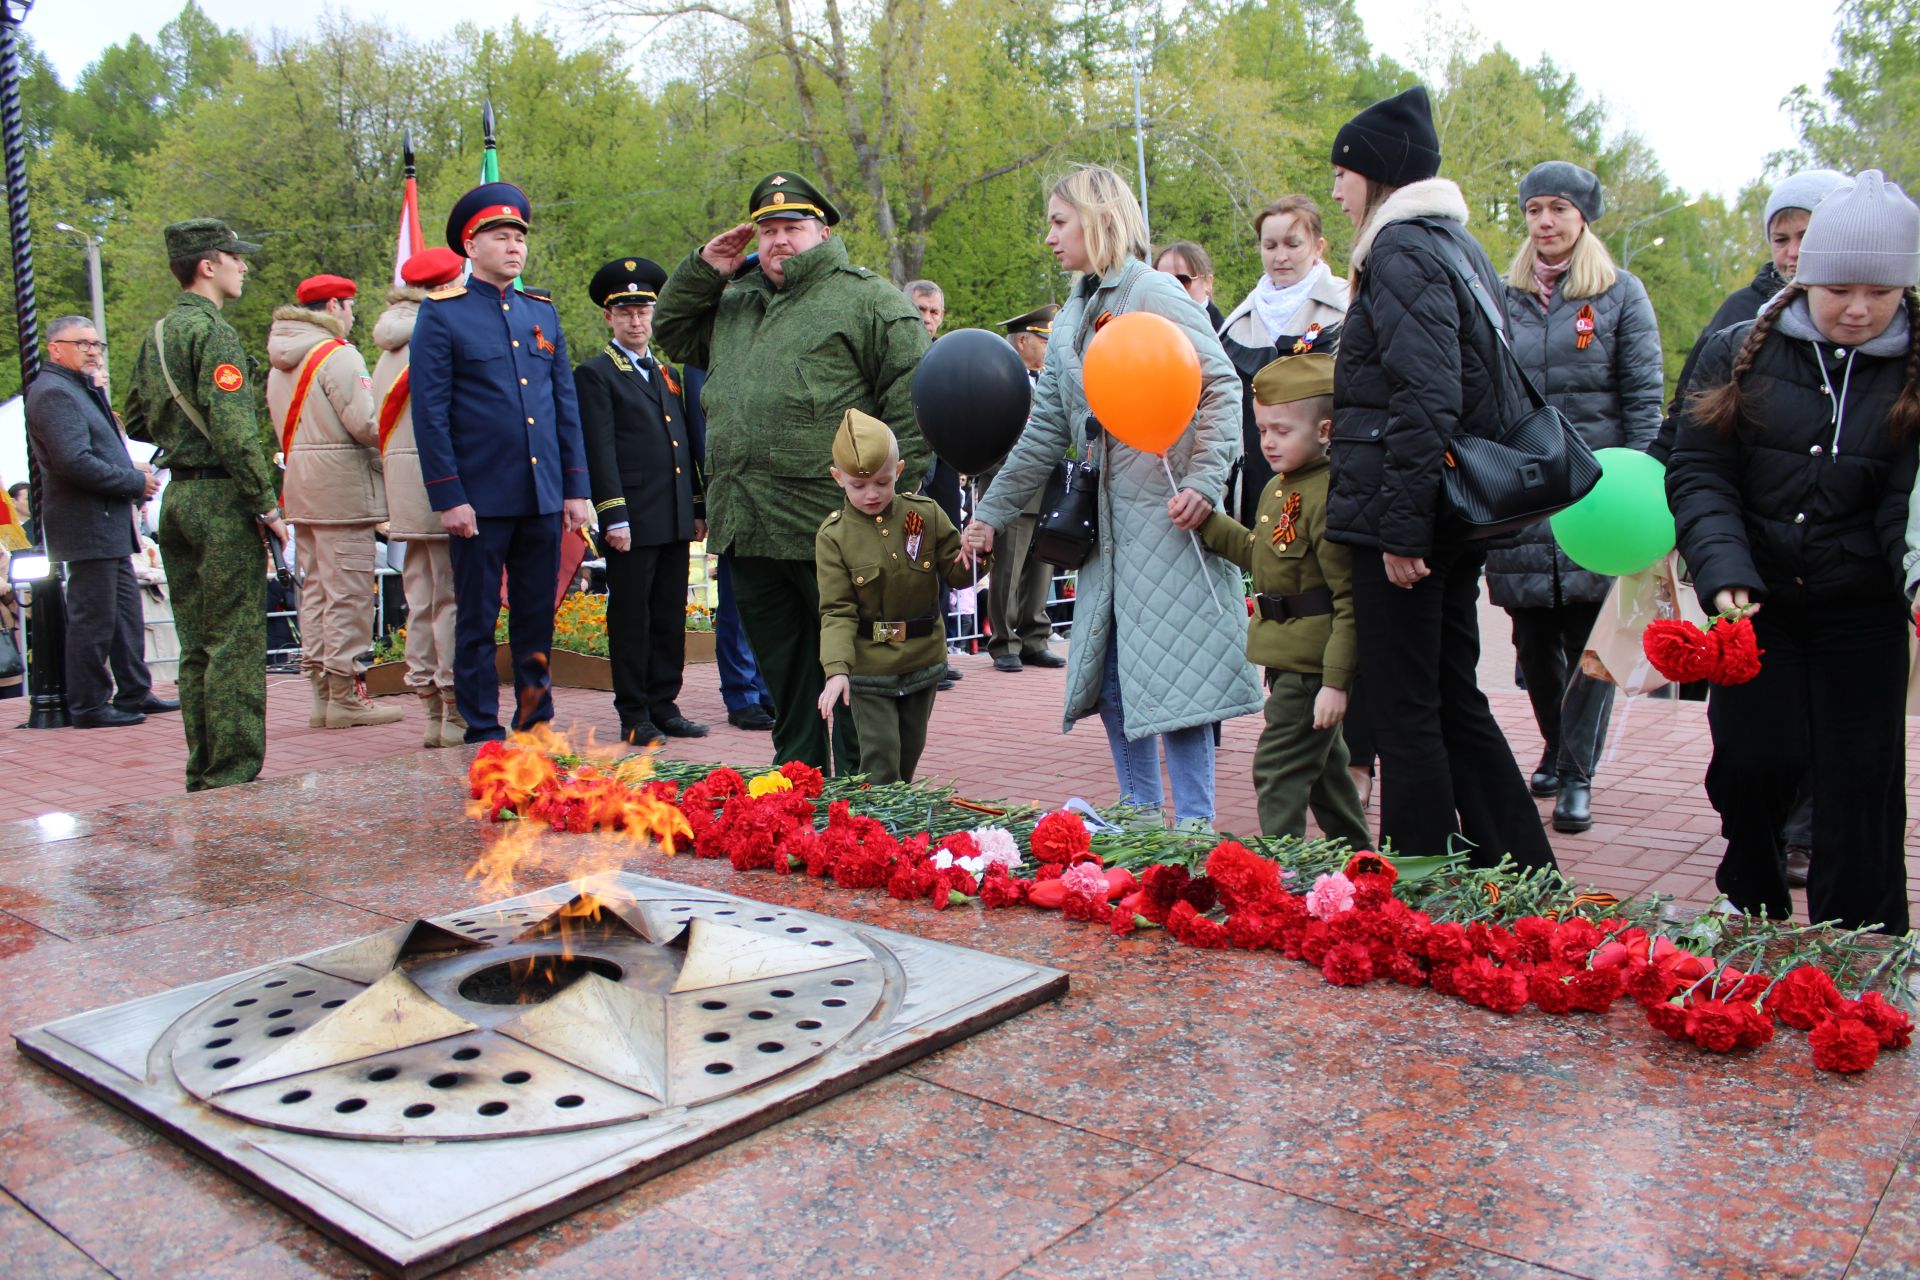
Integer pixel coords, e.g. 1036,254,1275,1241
1643,618,1721,683
777,760,826,797
1846,993,1914,1051
1110,909,1146,936
1646,1001,1691,1040
1029,811,1091,865
1731,1001,1775,1050
1712,614,1764,685
1165,901,1230,949
1179,875,1219,914
1626,961,1684,1009
1568,965,1627,1015
1762,965,1843,1030
1810,1013,1880,1072
1321,941,1375,986
1513,916,1557,965
1062,887,1113,923
979,870,1030,909
1422,921,1472,966
1207,841,1288,913
1683,999,1747,1053
1550,918,1605,968
1388,953,1429,987
1528,968,1577,1015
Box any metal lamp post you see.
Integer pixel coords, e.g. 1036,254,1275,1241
53,220,106,382
1619,197,1699,266
1,0,68,728
1623,235,1666,270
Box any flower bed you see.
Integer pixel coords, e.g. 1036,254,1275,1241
467,743,1918,1075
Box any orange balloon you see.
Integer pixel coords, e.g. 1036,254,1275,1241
1082,311,1202,453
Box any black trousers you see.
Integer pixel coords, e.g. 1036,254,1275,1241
728,555,858,773
922,461,963,652
605,539,689,730
63,556,154,718
1707,598,1909,933
1351,544,1556,868
447,514,560,743
1508,600,1615,783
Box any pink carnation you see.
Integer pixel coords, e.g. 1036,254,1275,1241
1305,871,1356,921
970,826,1023,873
1060,861,1108,897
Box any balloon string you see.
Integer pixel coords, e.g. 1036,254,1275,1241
1162,454,1225,614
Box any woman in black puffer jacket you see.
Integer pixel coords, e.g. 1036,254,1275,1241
1490,163,1664,835
1325,86,1556,868
1668,169,1920,934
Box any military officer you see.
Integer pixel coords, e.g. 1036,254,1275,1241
575,256,709,746
409,182,591,743
982,304,1063,672
816,410,983,784
654,170,931,771
122,218,288,791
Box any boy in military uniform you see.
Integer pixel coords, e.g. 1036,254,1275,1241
1196,354,1370,848
122,218,288,792
816,410,982,784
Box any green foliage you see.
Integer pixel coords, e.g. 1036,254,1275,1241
1789,0,1920,185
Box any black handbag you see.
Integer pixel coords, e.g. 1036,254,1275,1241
0,622,20,681
1030,415,1102,569
1418,222,1602,540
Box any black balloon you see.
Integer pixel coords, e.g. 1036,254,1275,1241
911,328,1032,475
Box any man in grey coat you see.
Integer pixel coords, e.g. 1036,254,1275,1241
24,316,177,727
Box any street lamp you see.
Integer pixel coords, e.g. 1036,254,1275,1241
53,220,106,382
1127,7,1187,243
1624,235,1666,269
1619,196,1699,265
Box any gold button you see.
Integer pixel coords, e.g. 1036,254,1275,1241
519,377,528,386
664,415,672,422
921,560,930,568
1259,514,1269,522
855,576,865,584
527,417,535,425
512,340,520,348
531,456,538,464
891,553,898,559
881,529,889,536
502,303,510,311
675,467,682,474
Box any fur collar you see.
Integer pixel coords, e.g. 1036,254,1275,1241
1349,178,1471,272
270,304,350,338
386,286,429,306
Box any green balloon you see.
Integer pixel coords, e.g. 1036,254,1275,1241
1550,447,1675,576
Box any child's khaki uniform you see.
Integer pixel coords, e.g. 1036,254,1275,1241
1199,455,1371,848
817,493,981,782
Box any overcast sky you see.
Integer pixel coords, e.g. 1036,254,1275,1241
30,0,1842,201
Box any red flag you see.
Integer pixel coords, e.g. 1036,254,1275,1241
392,174,424,287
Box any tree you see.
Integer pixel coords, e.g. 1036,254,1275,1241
1787,0,1920,185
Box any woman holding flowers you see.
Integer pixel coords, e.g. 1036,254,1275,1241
1668,169,1920,934
966,165,1260,829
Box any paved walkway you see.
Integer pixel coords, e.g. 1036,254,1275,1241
7,597,1917,920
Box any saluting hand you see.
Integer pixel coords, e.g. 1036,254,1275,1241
700,223,755,276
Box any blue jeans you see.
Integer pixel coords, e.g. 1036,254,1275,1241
1096,636,1216,823
715,555,772,713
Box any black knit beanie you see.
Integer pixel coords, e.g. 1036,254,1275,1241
1331,86,1441,188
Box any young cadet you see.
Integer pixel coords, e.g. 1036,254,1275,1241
1197,353,1371,849
815,409,983,783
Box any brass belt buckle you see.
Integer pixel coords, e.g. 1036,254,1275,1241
872,621,906,644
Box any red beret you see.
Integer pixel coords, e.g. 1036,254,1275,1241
296,274,357,304
401,247,464,288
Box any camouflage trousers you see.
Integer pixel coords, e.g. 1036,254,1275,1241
158,479,267,792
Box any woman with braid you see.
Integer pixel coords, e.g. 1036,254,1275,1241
1668,170,1920,935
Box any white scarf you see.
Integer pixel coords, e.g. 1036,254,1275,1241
1251,262,1331,344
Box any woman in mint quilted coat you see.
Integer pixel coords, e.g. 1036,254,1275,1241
968,165,1262,827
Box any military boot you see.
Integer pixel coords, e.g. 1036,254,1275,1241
324,673,404,728
420,689,444,749
437,688,468,748
307,669,329,728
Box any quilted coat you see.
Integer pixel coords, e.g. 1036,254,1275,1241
1484,268,1663,608
267,306,382,525
369,289,441,541
974,258,1263,738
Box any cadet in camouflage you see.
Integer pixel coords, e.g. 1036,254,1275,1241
121,218,285,792
815,410,984,784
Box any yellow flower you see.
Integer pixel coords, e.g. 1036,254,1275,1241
747,772,793,797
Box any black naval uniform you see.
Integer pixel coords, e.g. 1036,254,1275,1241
575,334,703,739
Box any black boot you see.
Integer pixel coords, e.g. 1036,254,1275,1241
1552,778,1592,833
1530,747,1561,797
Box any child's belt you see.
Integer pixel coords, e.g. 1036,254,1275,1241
1254,588,1333,623
862,615,939,643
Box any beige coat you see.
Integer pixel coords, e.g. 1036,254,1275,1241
267,306,383,524
368,290,441,541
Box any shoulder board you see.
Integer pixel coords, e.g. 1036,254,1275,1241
515,288,555,305
825,509,841,523
426,285,466,301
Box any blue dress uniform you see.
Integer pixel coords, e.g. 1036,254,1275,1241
409,183,589,741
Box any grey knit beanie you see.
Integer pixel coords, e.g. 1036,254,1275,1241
1519,161,1603,225
1763,168,1850,234
1794,170,1920,288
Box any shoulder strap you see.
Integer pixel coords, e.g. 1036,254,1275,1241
1407,218,1548,413
280,338,350,455
152,316,213,441
376,367,411,454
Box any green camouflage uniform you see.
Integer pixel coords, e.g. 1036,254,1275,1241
816,492,981,784
123,247,277,792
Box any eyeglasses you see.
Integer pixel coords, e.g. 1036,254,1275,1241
50,338,106,353
1169,273,1194,287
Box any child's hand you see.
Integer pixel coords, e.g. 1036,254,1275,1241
818,675,850,720
1713,587,1761,618
1312,684,1348,730
1167,488,1212,530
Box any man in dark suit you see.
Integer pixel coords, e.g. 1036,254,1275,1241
410,183,591,742
24,316,178,726
574,257,709,745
